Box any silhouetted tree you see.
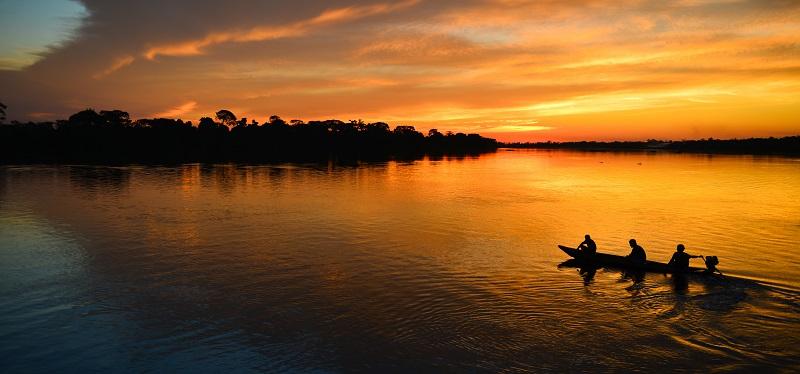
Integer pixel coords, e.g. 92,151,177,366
0,108,503,163
268,115,286,126
393,125,418,135
198,117,216,130
67,109,104,128
367,122,390,133
13,108,794,163
0,102,6,121
99,110,131,128
215,109,237,127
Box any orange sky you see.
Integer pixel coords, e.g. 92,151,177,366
1,0,799,141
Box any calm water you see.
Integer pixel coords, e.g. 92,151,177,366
1,150,799,372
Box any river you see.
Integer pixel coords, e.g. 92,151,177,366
1,150,799,372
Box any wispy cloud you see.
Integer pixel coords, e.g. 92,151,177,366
143,0,420,60
92,55,135,79
153,101,198,118
3,0,800,141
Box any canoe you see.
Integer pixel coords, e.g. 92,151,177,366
558,245,707,274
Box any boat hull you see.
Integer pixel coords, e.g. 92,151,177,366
558,245,706,274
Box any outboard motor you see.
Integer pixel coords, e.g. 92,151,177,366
704,256,719,274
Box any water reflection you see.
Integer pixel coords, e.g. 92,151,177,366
580,266,597,285
68,166,131,197
1,151,799,371
671,274,690,294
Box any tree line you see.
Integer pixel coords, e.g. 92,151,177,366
0,106,498,163
502,137,800,155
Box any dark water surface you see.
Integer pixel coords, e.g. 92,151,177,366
2,150,799,372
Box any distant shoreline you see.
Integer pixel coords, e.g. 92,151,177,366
500,136,800,156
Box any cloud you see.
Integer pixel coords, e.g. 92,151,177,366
92,55,134,79
153,101,197,118
0,0,88,70
491,125,553,132
143,0,420,60
1,0,799,141
27,111,57,119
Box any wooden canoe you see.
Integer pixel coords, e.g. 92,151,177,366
558,245,707,274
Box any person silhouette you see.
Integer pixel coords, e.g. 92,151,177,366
667,244,701,272
577,234,596,255
626,239,646,265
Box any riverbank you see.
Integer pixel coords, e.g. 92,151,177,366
502,136,800,156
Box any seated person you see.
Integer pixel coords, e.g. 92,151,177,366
667,244,701,272
626,239,646,265
577,234,597,255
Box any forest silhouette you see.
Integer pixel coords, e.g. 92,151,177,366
2,103,797,163
0,106,498,163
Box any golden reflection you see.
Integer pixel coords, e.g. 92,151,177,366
7,152,800,290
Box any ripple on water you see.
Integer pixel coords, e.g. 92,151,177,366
2,156,800,371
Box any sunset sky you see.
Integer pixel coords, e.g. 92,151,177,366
1,0,799,141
